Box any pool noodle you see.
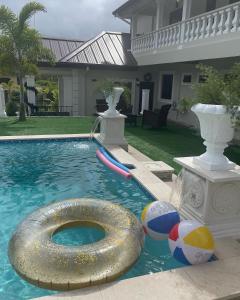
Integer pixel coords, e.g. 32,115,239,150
99,147,130,173
96,150,132,179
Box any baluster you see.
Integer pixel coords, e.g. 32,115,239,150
231,5,239,32
168,28,173,45
165,30,169,46
159,30,164,48
194,18,201,40
217,10,225,35
224,7,233,33
189,20,195,41
172,26,177,45
200,16,206,39
211,12,219,37
205,14,213,37
185,21,191,42
161,30,165,47
176,24,182,44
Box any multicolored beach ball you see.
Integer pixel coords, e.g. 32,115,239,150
168,220,215,265
141,201,180,240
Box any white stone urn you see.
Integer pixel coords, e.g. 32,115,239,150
191,103,235,171
104,87,124,117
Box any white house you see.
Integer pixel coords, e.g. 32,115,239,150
113,0,240,137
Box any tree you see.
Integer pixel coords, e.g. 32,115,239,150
0,79,19,103
0,2,54,121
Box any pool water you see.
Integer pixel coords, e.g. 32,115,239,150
0,139,183,300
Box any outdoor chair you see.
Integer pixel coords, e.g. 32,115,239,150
142,104,171,129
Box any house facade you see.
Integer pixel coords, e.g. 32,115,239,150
39,32,152,116
113,0,240,139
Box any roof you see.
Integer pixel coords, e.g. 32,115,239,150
60,32,137,67
41,37,85,61
112,0,136,17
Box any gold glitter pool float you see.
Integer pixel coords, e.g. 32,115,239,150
8,198,144,291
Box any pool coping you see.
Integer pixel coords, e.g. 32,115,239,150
1,134,240,300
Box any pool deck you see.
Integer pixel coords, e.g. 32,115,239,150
1,134,240,300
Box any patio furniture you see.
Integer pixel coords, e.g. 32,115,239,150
142,104,171,129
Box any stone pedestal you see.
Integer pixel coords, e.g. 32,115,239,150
174,157,240,238
97,113,128,151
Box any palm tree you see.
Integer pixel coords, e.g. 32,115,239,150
0,2,54,121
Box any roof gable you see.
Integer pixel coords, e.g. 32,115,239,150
60,32,137,67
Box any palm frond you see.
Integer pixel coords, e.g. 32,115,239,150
18,2,46,33
0,5,16,35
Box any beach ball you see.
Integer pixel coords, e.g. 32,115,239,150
168,220,215,265
141,201,180,240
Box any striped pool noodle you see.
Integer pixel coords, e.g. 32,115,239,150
99,147,130,173
96,150,132,179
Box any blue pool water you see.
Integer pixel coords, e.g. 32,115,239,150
0,139,183,300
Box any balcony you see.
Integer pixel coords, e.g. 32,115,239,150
131,1,240,65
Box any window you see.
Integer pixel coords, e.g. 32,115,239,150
198,74,207,83
161,74,174,100
182,74,193,85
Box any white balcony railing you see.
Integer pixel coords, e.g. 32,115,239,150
132,1,240,54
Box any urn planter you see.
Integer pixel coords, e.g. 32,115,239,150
191,103,235,171
104,87,124,117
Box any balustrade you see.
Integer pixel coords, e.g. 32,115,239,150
132,1,240,54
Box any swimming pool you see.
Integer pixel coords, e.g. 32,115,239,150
0,138,183,300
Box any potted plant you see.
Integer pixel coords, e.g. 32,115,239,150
96,80,125,116
179,64,240,171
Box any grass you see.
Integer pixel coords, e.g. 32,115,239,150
0,117,94,136
0,117,239,173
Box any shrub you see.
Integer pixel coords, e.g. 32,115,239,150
6,101,18,116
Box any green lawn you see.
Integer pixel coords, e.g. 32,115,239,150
0,117,239,173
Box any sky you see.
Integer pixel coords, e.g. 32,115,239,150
1,0,129,41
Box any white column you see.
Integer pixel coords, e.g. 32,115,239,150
131,14,138,39
72,70,86,116
0,87,7,117
155,0,165,30
180,0,192,45
182,0,192,21
25,75,36,105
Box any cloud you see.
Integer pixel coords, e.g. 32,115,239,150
0,0,129,40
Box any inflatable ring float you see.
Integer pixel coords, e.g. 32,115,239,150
8,198,144,291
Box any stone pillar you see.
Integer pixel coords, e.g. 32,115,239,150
0,87,7,117
174,157,240,238
97,113,128,151
25,75,36,105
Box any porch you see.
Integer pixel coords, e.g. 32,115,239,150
114,0,240,65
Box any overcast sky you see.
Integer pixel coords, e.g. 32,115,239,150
1,0,129,41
